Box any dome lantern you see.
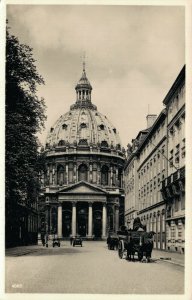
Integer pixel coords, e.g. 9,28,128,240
71,61,97,110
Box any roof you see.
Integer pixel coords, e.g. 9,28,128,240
163,65,185,105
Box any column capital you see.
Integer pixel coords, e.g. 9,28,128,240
88,201,93,206
72,201,77,206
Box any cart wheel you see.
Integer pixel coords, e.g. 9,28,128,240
118,240,124,259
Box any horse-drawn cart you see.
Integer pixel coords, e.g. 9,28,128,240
117,229,154,262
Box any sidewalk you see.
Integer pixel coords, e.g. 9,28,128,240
152,249,184,267
5,244,42,257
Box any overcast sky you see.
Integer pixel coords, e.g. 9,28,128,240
7,5,185,148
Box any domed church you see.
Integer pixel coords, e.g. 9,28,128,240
40,65,125,239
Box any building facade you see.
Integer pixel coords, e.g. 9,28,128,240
39,66,125,239
124,128,150,229
137,111,167,250
161,66,185,253
124,66,185,252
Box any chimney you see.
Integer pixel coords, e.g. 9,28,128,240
146,114,157,128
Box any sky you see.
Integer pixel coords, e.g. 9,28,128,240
7,5,185,148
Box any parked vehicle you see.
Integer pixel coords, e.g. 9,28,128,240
117,228,155,262
52,238,61,247
73,236,82,247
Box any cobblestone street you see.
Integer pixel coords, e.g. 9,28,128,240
5,241,184,294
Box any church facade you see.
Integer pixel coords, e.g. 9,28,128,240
39,66,125,239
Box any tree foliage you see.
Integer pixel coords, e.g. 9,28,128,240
6,24,46,206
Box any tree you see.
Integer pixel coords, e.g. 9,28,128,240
6,23,46,247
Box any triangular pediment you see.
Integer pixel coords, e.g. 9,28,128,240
57,181,108,195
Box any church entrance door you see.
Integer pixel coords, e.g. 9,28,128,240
93,210,102,238
77,208,88,237
62,210,72,237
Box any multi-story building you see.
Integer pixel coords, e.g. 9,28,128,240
137,110,167,250
124,65,185,252
124,127,150,229
39,65,125,240
161,66,185,253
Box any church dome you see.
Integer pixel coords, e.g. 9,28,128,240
45,66,124,155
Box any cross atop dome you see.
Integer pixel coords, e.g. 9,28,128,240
82,52,86,71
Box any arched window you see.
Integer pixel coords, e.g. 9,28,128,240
101,140,108,148
80,123,87,129
99,124,105,130
58,140,65,146
57,165,64,185
62,124,68,130
101,165,109,186
78,164,88,182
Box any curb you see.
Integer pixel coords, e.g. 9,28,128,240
156,258,184,267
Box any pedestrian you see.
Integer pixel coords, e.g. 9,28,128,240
41,233,45,246
45,234,49,248
70,235,73,245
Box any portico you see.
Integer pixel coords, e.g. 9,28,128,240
43,181,121,240
57,200,107,239
56,181,109,239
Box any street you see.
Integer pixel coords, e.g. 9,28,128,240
5,241,184,294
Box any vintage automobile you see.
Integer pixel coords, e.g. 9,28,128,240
117,228,155,262
107,233,119,250
52,238,61,247
73,236,83,247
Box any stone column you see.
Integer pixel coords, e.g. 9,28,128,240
115,204,119,232
110,167,113,186
57,204,62,238
88,202,93,239
73,164,77,183
72,201,77,237
54,166,57,185
89,163,93,183
97,166,101,185
116,168,118,186
52,166,55,185
66,163,69,185
102,203,107,238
